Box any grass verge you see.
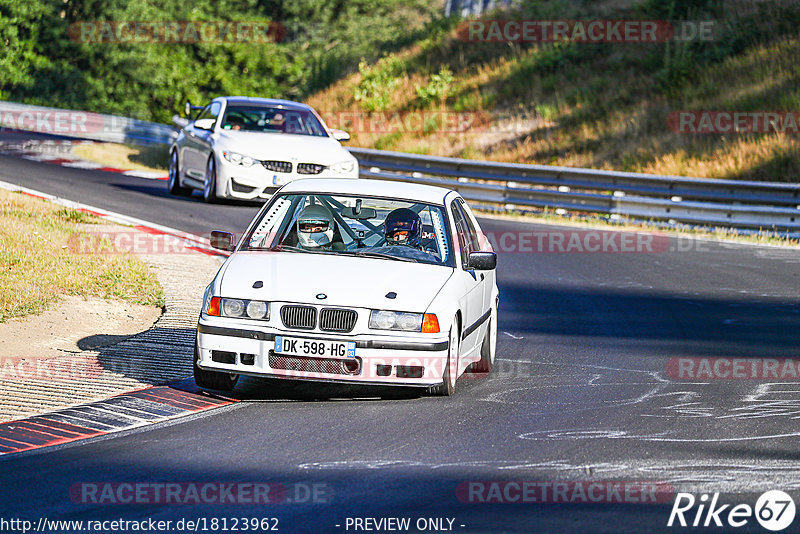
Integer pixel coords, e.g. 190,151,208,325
0,189,164,322
72,143,168,173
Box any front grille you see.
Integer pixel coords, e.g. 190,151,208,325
297,163,325,175
261,160,292,173
269,354,362,375
280,305,317,330
320,308,357,333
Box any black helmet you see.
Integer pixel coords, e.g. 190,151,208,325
384,208,422,248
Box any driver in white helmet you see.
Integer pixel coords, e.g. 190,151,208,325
296,204,344,251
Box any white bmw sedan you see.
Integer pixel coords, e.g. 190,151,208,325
195,178,499,396
168,96,358,202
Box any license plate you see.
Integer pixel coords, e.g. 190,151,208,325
274,336,356,358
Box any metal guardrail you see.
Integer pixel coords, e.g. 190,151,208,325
349,147,800,233
2,100,797,233
0,101,176,145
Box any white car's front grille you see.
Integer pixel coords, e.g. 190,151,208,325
297,163,325,175
269,354,362,375
280,305,317,330
262,160,292,173
319,308,357,332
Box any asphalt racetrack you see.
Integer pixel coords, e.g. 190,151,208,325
1,134,799,533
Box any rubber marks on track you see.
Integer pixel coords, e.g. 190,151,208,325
0,380,234,455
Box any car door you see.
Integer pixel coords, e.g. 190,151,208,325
449,198,485,354
182,101,221,182
458,198,495,323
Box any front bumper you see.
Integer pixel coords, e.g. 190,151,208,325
217,159,358,201
196,320,449,386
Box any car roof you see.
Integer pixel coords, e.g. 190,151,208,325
218,96,313,112
279,178,455,205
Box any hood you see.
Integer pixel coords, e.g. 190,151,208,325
218,252,453,312
215,131,352,164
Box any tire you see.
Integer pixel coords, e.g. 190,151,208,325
472,305,497,374
167,149,192,196
428,319,459,396
203,156,218,203
193,341,238,391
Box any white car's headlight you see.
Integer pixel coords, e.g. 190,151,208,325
222,150,257,167
206,297,270,320
329,159,357,174
369,310,423,332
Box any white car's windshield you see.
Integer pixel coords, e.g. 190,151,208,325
221,105,328,137
242,193,454,267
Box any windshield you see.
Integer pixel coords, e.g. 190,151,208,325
242,193,454,267
221,105,328,137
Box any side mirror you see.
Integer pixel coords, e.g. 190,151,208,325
468,251,497,270
194,118,216,131
185,101,192,117
331,129,350,142
210,230,235,252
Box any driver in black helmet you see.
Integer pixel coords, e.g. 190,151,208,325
384,208,422,249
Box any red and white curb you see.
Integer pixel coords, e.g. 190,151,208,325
0,179,229,258
0,139,168,180
0,178,237,454
0,380,236,455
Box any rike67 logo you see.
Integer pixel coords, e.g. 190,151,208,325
668,491,796,531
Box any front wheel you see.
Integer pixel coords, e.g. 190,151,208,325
203,156,218,203
167,150,192,196
193,342,238,391
472,305,497,374
427,320,459,396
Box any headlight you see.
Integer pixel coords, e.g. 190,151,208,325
329,159,357,174
246,300,268,319
369,310,423,332
222,150,256,167
206,297,270,320
222,298,245,317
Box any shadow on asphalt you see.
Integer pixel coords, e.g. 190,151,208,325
112,181,265,208
499,283,800,358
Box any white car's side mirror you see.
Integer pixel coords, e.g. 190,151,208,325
331,129,350,142
210,230,235,252
194,118,216,131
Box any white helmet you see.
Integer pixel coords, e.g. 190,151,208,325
296,204,334,249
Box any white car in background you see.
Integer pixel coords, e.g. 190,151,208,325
195,178,499,396
168,96,358,202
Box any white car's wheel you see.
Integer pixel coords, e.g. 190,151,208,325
428,318,459,396
167,150,192,196
472,303,497,373
203,156,218,203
